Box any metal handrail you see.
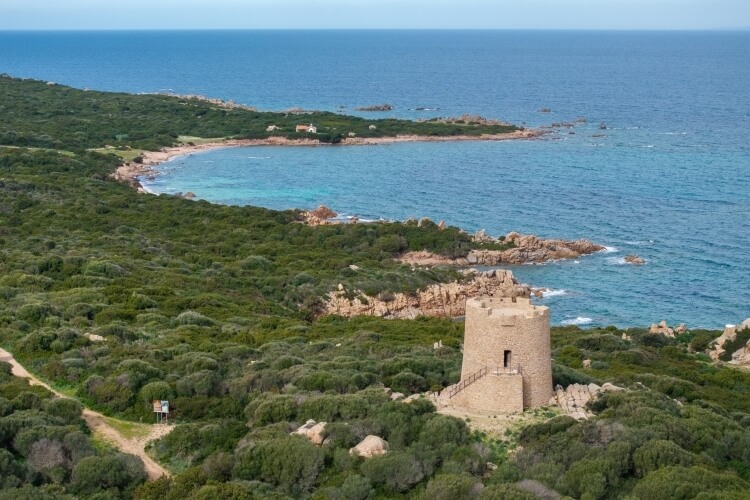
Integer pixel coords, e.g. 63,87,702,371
492,363,521,375
448,366,488,398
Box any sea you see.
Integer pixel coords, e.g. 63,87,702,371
2,30,749,328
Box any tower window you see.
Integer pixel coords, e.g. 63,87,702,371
503,350,512,368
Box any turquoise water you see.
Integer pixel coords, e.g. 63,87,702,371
2,31,749,327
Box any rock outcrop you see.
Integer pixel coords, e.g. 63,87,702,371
398,232,604,267
303,205,337,226
350,435,389,458
323,269,529,319
710,319,750,363
731,342,750,365
550,383,624,420
649,321,687,338
496,232,605,264
292,419,327,446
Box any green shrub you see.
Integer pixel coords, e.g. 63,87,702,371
71,453,146,495
250,395,298,425
423,473,481,499
17,303,60,325
232,436,324,496
632,466,749,499
552,364,595,388
633,439,694,477
42,398,83,424
555,345,584,368
173,311,215,327
360,451,426,493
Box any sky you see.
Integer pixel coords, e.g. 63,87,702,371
1,0,749,30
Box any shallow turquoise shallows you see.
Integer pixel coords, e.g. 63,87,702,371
3,30,748,327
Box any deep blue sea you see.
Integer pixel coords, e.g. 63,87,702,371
2,30,749,328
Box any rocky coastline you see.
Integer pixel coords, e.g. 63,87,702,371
398,232,605,266
323,269,529,319
322,231,605,319
111,136,607,323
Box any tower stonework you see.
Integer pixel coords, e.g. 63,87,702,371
448,296,553,413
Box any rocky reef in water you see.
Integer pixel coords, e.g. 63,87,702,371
355,104,395,112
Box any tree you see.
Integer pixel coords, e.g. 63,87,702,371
43,398,82,424
27,438,69,483
71,453,146,496
423,474,482,500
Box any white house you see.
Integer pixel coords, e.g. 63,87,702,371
296,124,317,134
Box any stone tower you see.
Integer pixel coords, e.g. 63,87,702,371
447,296,553,413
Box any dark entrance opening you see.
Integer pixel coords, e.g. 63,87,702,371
503,350,512,368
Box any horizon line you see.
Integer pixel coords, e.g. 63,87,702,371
1,27,749,32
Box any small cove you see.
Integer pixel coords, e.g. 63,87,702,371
143,128,750,328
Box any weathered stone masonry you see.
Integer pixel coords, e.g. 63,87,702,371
447,296,553,413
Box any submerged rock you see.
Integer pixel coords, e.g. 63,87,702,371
624,254,645,265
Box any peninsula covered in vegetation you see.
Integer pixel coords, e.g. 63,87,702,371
1,75,749,499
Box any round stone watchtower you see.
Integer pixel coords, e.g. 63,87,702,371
452,296,553,412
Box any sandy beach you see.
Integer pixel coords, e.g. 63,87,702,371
112,129,542,188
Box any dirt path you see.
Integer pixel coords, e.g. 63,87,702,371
0,348,173,481
437,403,561,440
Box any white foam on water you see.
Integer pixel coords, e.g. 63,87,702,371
561,317,593,326
624,240,653,245
601,246,618,253
606,257,627,265
541,288,567,298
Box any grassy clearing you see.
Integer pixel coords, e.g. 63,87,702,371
89,146,145,162
176,135,227,145
0,144,75,156
103,416,154,440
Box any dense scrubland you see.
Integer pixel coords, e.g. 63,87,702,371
1,76,749,498
0,76,519,150
0,363,146,499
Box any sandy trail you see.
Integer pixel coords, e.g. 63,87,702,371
0,348,173,481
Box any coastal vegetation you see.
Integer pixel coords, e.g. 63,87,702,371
0,75,519,153
1,75,749,498
0,363,147,498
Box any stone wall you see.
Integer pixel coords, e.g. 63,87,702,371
448,372,524,414
461,297,553,410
